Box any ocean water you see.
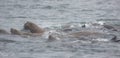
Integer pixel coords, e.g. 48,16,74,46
0,0,120,58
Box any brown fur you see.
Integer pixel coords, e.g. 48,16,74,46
10,28,43,37
10,28,22,35
24,21,45,33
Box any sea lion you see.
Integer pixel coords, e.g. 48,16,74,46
102,24,117,31
24,21,45,33
10,28,42,37
81,24,86,28
10,28,22,35
0,29,10,34
110,34,120,42
63,29,72,32
69,31,120,42
69,31,103,37
47,35,57,42
47,34,61,42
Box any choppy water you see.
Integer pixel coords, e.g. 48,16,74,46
0,0,120,58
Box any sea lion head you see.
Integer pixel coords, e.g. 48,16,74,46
24,21,34,30
24,21,45,33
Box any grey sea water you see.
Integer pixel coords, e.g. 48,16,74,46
0,0,120,58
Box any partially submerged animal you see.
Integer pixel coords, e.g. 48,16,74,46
102,24,117,31
10,28,22,35
110,34,120,42
24,21,45,33
69,31,104,37
0,21,120,43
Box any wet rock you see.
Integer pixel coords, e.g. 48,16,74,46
24,21,45,33
0,29,10,34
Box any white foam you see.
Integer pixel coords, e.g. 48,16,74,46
92,38,109,42
98,21,105,25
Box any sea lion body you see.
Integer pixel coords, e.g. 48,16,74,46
24,21,45,33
